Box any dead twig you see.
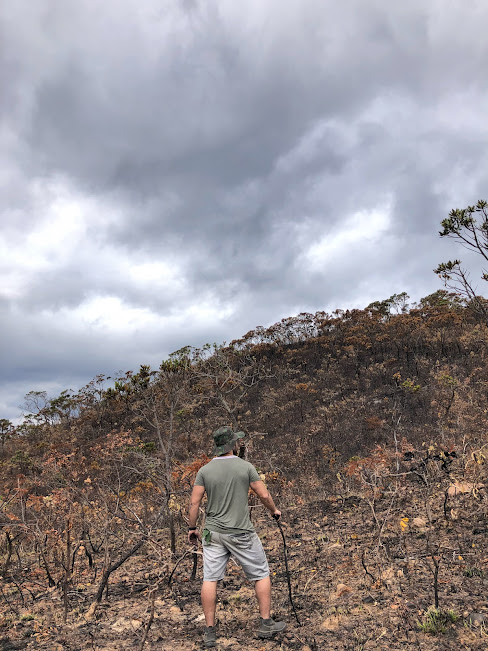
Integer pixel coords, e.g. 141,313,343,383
138,590,156,650
361,549,376,583
0,585,18,616
86,536,146,619
168,548,194,585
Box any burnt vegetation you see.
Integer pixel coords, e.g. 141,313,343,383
1,292,488,648
2,202,488,649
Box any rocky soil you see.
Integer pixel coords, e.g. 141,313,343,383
1,486,488,651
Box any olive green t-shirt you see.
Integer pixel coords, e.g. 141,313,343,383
195,456,261,534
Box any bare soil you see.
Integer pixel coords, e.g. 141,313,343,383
2,489,488,651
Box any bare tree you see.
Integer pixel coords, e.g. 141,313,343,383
118,350,194,554
191,342,271,428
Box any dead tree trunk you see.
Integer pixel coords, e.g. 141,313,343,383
86,537,145,619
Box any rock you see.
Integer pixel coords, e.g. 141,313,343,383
322,614,341,631
381,567,396,584
447,481,474,496
168,605,185,622
412,517,427,528
85,602,98,620
111,617,142,633
216,638,239,647
468,612,487,626
335,583,351,597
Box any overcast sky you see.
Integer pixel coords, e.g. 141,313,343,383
1,0,488,421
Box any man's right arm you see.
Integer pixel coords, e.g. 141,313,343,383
250,480,281,518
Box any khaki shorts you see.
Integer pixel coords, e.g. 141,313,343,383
202,530,270,582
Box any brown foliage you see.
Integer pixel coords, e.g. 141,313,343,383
1,296,488,642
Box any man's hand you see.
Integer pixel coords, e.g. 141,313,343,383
188,530,201,544
272,510,282,520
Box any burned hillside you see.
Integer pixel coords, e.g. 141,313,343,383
1,291,488,649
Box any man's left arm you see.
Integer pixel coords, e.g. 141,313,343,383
188,484,205,543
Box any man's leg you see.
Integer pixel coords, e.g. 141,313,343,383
254,576,287,638
254,576,271,619
201,580,218,626
201,531,229,629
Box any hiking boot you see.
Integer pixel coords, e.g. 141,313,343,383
257,617,287,639
203,625,217,648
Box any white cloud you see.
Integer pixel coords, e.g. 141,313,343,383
303,202,394,272
68,290,235,336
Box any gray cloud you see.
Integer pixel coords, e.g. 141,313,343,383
1,0,488,420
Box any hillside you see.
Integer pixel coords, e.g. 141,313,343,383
1,291,488,649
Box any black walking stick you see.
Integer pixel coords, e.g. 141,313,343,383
273,514,301,626
190,533,198,580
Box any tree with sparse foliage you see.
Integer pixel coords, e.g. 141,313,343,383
0,419,14,452
435,199,488,317
111,350,195,554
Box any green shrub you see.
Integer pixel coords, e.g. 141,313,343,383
464,567,483,578
418,607,459,634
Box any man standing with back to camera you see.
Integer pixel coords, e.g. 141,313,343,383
188,426,287,648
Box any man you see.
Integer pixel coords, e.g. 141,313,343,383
188,426,287,648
